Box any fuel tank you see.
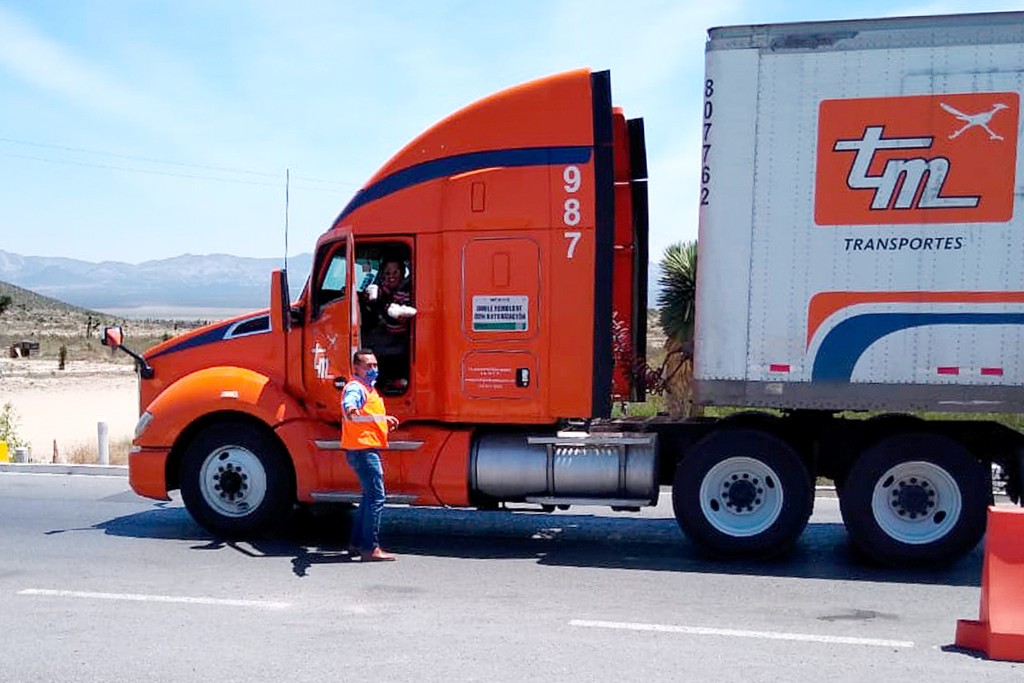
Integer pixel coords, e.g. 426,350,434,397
470,431,658,504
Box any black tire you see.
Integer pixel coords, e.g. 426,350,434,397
862,413,927,455
839,432,989,567
866,413,924,429
672,428,813,559
718,411,784,433
180,421,295,538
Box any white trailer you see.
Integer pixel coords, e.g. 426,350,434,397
662,11,1024,566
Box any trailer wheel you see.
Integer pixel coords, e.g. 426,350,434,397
180,420,294,538
672,428,813,559
839,433,988,567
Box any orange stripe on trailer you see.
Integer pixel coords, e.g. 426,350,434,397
806,291,1024,347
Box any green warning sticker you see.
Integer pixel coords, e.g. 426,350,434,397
472,295,528,332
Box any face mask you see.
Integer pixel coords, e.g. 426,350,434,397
364,368,379,385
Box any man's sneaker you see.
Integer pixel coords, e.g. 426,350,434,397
361,547,396,562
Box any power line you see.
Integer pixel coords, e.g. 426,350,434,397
0,136,360,189
0,151,354,193
0,136,280,177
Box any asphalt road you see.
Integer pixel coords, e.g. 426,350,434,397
0,472,1020,682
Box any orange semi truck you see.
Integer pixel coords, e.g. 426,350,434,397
117,68,660,539
109,13,1024,568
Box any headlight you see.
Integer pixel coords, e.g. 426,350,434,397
134,411,154,440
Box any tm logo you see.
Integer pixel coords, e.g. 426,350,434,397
815,93,1018,225
311,342,329,379
832,126,980,210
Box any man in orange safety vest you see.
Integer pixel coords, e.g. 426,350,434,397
342,349,400,561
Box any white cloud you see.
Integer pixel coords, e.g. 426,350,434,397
0,5,177,133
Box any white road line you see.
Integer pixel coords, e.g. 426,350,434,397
18,589,289,610
569,619,914,648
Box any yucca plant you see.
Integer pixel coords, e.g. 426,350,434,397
657,241,700,418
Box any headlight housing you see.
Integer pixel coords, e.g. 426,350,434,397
134,411,154,441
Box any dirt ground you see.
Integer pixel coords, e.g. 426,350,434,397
0,358,137,463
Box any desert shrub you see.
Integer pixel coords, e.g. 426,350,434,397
63,437,131,465
0,403,27,448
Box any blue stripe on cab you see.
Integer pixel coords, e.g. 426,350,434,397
336,146,593,221
148,322,233,360
812,312,1024,382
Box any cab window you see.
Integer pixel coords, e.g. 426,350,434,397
313,246,347,316
355,241,414,396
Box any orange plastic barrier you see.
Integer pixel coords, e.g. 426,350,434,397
955,506,1024,661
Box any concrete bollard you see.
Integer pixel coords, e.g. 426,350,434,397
12,446,29,463
97,421,109,466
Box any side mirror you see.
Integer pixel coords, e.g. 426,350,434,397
99,325,154,379
101,326,123,350
270,269,291,332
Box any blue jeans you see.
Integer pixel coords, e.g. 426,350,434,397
346,449,386,552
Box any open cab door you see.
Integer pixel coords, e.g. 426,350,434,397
303,229,358,424
347,231,360,374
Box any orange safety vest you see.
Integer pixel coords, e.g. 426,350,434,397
341,379,389,450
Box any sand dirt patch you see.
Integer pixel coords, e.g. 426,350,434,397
0,359,138,462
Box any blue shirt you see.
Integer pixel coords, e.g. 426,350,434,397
342,378,368,412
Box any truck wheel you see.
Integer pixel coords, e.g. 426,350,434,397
180,421,294,538
839,433,988,567
672,428,813,559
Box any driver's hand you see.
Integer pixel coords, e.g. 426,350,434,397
386,415,400,431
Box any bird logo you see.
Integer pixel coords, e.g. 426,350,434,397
940,102,1010,140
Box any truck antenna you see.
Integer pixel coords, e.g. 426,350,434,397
284,168,290,271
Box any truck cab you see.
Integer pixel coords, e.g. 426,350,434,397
121,68,653,538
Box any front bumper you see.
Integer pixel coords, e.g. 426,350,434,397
129,447,171,501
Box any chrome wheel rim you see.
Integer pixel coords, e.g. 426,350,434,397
699,456,784,538
871,461,960,545
199,445,267,518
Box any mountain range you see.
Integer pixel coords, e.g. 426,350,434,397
0,250,313,312
0,249,661,313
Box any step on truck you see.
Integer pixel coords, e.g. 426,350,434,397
108,11,1024,567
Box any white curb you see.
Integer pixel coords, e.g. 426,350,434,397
0,463,127,476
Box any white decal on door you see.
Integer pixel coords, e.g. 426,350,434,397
311,342,329,379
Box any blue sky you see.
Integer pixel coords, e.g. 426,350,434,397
2,0,1022,264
